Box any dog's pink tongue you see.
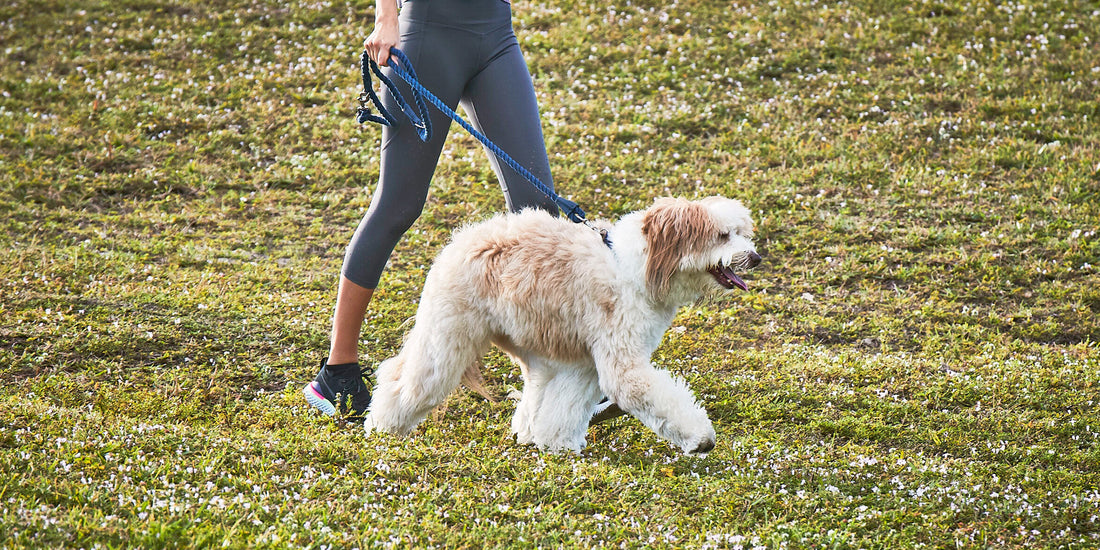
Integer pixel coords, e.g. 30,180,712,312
710,265,749,291
726,267,748,291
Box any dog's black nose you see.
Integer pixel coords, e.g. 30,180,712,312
692,439,715,454
746,251,762,269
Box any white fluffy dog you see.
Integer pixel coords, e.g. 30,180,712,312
364,196,761,454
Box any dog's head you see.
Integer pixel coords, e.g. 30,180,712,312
641,196,761,300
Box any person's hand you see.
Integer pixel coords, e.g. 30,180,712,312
364,5,399,67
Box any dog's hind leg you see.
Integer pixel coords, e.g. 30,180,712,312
593,350,716,454
366,316,490,436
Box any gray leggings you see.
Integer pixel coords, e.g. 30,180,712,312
342,0,557,289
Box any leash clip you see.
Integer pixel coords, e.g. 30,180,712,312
356,92,372,120
583,220,613,248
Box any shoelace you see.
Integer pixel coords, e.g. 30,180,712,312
335,367,373,415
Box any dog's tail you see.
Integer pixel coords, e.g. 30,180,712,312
461,365,499,402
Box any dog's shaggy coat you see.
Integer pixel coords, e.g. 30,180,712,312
364,196,760,454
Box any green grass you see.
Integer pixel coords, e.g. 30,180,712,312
2,0,1099,547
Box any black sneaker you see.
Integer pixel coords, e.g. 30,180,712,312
302,358,372,419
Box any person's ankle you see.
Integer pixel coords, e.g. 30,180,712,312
325,353,358,366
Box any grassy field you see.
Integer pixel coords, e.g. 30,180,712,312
2,0,1099,547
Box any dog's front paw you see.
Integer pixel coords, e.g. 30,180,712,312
688,436,715,455
535,438,586,455
362,413,377,435
513,428,534,446
678,422,716,455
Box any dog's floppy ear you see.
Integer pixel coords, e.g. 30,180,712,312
642,197,719,299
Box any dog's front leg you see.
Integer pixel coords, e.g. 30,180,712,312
527,367,601,453
510,360,547,446
595,353,715,454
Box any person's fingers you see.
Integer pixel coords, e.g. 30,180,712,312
363,36,394,67
363,37,386,66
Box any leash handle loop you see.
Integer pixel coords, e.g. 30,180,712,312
357,50,432,141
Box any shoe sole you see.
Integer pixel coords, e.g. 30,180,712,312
303,381,336,417
590,399,627,425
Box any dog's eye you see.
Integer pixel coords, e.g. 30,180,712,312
718,232,730,240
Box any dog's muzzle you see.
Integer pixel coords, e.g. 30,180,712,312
708,251,761,291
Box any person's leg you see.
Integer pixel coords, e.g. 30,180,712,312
326,278,373,365
326,121,443,372
461,34,559,214
308,4,473,417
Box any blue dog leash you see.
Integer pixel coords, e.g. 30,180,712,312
356,49,432,141
357,48,610,246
